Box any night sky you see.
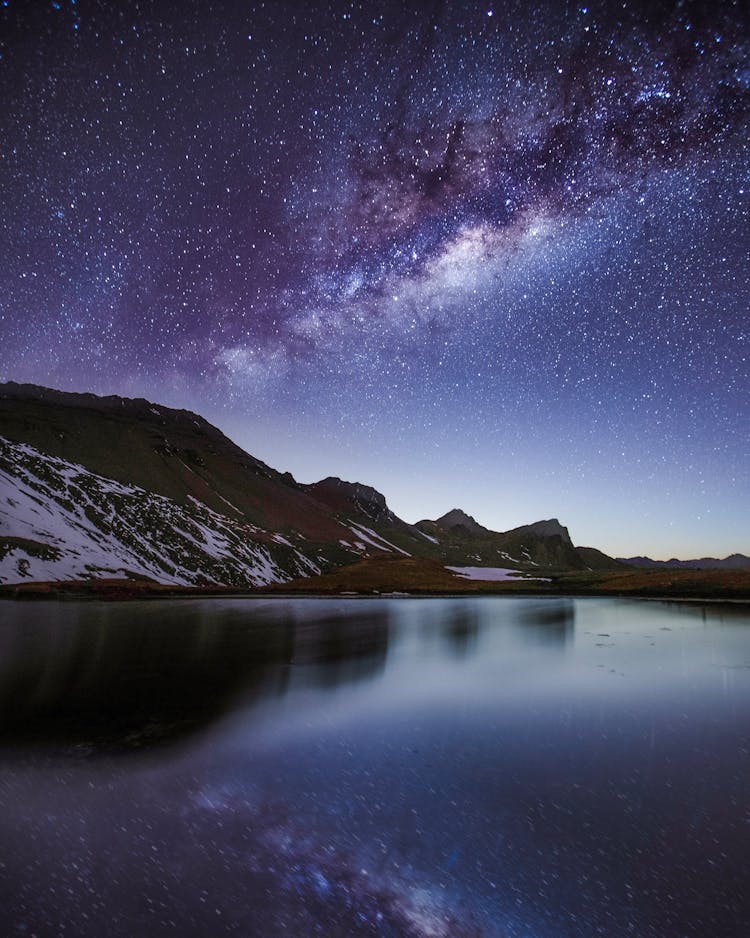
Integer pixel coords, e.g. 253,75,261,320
1,0,748,558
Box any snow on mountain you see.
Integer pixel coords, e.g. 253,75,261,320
446,566,520,581
0,384,628,585
347,521,411,556
0,436,320,587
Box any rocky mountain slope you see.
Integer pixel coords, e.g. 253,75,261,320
0,437,321,587
302,477,441,557
415,511,621,572
1,382,624,587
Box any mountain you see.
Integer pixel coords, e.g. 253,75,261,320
619,554,750,570
415,512,622,571
0,381,342,539
514,519,572,542
302,477,435,557
575,546,630,571
1,382,625,588
0,382,411,586
434,508,488,535
0,434,323,587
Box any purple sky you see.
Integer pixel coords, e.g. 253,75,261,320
1,0,748,557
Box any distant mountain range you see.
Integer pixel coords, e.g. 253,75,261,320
618,554,750,570
0,382,740,590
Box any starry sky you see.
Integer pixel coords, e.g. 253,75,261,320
1,0,748,558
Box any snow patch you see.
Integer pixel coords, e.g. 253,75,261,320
0,436,320,587
271,533,294,547
497,550,519,563
347,521,411,556
215,492,244,517
446,566,523,581
447,566,550,583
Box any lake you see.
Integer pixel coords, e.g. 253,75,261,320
0,596,748,936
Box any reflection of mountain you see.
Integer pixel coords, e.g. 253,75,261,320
281,608,390,690
515,599,576,646
0,602,390,751
440,604,481,655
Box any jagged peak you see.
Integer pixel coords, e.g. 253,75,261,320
434,508,487,534
506,518,572,544
307,476,394,523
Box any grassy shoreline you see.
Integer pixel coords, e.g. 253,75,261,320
2,555,749,603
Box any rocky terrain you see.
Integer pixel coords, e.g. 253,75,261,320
415,509,620,571
1,382,626,589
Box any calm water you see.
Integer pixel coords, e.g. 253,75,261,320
0,596,748,937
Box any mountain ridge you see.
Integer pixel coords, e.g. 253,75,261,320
619,554,750,570
0,381,644,586
432,508,487,535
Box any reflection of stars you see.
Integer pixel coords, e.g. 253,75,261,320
187,783,486,938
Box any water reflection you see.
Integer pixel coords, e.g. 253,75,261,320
515,597,575,645
439,602,481,656
0,597,749,937
0,600,394,750
283,608,391,692
0,598,579,751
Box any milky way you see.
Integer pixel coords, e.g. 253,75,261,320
1,0,748,556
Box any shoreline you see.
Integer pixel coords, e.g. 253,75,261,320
1,578,749,605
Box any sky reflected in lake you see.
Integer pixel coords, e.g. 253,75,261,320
0,597,748,936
